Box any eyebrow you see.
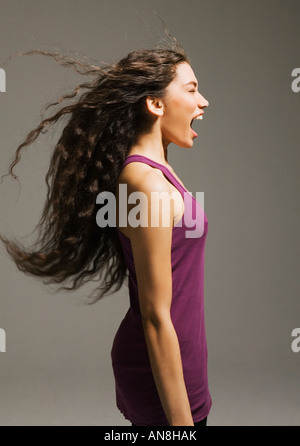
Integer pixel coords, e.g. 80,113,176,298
184,81,198,88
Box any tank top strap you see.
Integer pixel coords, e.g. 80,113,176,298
121,154,187,198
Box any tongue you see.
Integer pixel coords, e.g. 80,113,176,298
191,127,198,137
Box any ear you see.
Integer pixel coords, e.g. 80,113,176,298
145,97,164,117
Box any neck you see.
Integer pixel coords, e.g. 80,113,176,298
129,121,170,166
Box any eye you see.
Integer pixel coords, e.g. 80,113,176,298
189,90,196,93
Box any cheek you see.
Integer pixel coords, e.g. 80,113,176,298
161,94,195,140
166,99,192,125
173,95,195,118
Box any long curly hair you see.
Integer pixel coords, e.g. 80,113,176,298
0,44,190,304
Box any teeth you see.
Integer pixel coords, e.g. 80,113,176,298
196,115,203,120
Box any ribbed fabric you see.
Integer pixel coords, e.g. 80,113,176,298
111,154,212,426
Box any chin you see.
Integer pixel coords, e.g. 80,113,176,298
173,138,193,149
179,141,194,149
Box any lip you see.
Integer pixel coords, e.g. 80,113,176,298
191,127,198,138
192,112,204,120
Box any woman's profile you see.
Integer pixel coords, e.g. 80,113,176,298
1,36,211,426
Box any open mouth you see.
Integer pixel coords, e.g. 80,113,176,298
190,115,203,137
191,115,203,126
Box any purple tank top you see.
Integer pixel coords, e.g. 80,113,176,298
111,154,212,426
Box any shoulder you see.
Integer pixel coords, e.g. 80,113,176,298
117,161,171,196
117,161,174,233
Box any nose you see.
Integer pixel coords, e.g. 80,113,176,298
198,92,209,109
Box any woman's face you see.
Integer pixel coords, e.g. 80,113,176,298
160,62,209,148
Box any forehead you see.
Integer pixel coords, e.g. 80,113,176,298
172,62,198,85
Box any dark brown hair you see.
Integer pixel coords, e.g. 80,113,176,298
0,44,190,303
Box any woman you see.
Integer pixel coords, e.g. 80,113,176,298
1,44,211,426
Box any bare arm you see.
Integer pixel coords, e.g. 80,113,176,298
127,171,194,426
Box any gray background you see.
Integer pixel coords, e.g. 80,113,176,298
0,0,299,425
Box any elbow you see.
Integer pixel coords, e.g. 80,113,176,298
141,307,171,331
